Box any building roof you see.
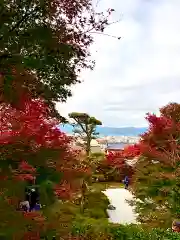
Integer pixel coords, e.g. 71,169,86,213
106,143,127,150
90,139,100,147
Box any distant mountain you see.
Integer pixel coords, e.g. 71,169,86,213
58,124,147,136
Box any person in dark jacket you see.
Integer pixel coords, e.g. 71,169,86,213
29,188,39,211
124,176,129,189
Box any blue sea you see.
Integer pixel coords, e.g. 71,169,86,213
58,124,147,137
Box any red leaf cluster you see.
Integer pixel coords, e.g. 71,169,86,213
23,231,41,240
105,145,140,167
121,103,180,168
160,102,180,123
23,211,46,224
54,181,73,199
13,161,36,182
0,96,89,199
0,95,91,238
123,144,141,159
0,96,70,151
106,151,125,168
19,161,36,173
145,113,174,135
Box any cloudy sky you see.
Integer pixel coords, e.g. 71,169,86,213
56,0,180,127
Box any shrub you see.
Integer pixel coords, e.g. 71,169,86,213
92,174,106,182
71,218,112,240
83,191,110,219
84,208,108,219
85,191,109,207
72,222,180,240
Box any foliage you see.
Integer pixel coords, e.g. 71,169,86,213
0,0,119,118
88,152,105,179
0,1,121,238
43,188,110,238
83,190,110,219
126,103,180,229
123,144,141,159
90,182,124,192
69,112,102,155
71,218,112,240
71,221,180,240
106,151,125,167
0,96,90,238
90,152,105,160
97,151,134,182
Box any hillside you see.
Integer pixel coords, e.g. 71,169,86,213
58,124,147,136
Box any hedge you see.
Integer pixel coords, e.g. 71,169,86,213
71,219,180,240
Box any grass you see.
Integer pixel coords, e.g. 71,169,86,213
90,182,124,192
45,181,124,238
49,185,112,220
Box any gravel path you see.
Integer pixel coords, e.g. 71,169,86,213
103,188,137,224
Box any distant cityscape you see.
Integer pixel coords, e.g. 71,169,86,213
59,124,147,137
96,135,140,144
59,124,142,150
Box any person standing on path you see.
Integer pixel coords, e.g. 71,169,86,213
124,176,129,189
29,188,39,211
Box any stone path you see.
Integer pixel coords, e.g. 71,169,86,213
103,188,137,224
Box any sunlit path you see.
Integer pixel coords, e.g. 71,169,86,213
103,188,137,224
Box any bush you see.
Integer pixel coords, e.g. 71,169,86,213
90,152,105,158
92,174,106,182
85,191,109,206
71,221,180,240
71,218,112,240
84,191,110,219
84,208,108,219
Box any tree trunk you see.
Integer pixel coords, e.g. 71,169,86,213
86,137,91,156
80,179,87,213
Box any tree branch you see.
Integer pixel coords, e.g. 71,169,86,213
73,118,87,134
89,31,121,39
0,5,39,42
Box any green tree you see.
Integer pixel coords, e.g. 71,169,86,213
68,112,102,214
69,112,102,155
128,103,180,229
0,0,118,118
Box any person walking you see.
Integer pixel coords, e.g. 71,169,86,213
172,220,180,232
124,176,129,189
29,188,39,211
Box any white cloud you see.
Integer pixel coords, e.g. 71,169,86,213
56,0,180,127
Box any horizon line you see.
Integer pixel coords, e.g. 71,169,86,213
59,123,148,128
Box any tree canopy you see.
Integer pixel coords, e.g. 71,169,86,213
69,112,102,154
126,103,180,229
0,0,118,118
0,96,90,238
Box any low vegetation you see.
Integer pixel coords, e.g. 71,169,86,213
72,222,180,240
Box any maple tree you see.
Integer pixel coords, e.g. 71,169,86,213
125,103,180,229
99,150,134,182
106,151,125,167
0,0,119,118
123,144,141,159
69,112,102,155
0,96,90,239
